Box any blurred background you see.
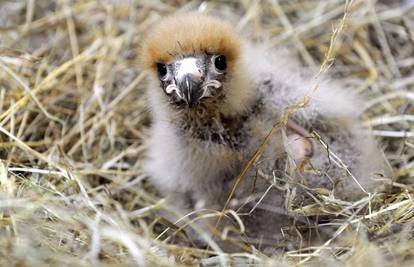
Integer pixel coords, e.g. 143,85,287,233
0,0,413,266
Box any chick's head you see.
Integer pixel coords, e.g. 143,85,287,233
140,13,246,111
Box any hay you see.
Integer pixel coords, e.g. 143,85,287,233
0,0,413,266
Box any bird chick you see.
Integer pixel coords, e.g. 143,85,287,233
140,13,392,251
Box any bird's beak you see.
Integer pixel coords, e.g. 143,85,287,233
173,57,204,107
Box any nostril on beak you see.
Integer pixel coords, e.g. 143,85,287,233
174,57,205,107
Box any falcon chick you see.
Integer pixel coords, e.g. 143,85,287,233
140,13,392,251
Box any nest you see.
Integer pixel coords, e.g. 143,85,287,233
0,0,413,266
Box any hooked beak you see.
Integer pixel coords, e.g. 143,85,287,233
178,74,204,108
165,56,222,107
165,57,219,108
174,57,204,107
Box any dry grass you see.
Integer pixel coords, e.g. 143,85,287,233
0,0,413,266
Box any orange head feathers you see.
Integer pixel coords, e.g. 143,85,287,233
140,13,250,111
140,12,241,73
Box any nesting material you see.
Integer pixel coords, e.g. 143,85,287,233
0,1,413,266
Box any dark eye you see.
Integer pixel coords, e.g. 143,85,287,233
156,63,168,79
213,55,227,72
